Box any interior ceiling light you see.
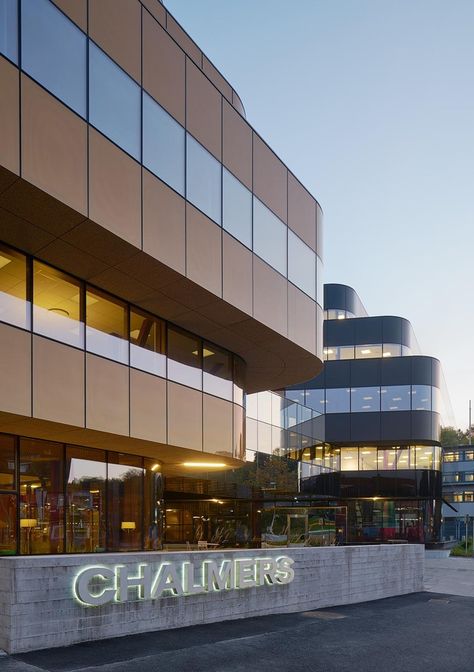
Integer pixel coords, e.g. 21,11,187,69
182,462,227,468
361,349,371,355
151,463,159,471
383,352,392,357
337,315,345,320
0,254,12,270
48,308,70,317
203,348,214,358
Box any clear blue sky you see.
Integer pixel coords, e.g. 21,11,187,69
165,0,474,429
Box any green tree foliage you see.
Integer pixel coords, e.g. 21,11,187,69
440,426,471,447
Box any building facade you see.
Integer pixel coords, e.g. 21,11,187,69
285,284,443,544
0,0,325,556
441,445,474,540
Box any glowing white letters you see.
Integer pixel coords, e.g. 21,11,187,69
73,556,295,607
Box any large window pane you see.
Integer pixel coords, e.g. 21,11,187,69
381,385,410,411
411,385,431,411
325,388,350,414
223,169,252,248
167,327,201,389
253,198,287,276
66,446,106,553
355,344,382,359
130,308,166,377
377,448,398,470
86,288,128,364
0,494,16,555
89,42,141,159
0,434,15,490
144,458,163,551
107,453,143,552
351,387,380,412
415,446,434,469
382,343,402,358
203,343,233,400
186,134,221,224
19,438,64,554
33,261,83,348
359,447,377,470
288,230,316,299
22,0,86,116
0,244,29,329
316,257,323,306
143,92,184,195
324,345,354,360
0,0,17,63
340,447,358,471
306,388,325,413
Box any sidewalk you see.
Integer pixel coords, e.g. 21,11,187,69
425,555,474,596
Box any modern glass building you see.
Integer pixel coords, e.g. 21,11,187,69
0,0,325,555
285,284,444,544
441,445,474,541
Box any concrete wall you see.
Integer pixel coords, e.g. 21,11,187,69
0,545,424,654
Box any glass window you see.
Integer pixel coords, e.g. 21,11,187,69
444,451,460,462
324,345,354,361
0,0,17,63
359,447,377,470
130,308,166,377
466,473,474,482
411,385,431,411
22,0,86,116
288,230,316,299
382,344,402,358
19,438,64,554
355,344,383,359
186,134,221,224
325,388,350,414
316,257,323,306
66,446,106,553
433,446,442,471
246,393,258,420
144,458,163,551
465,492,474,503
377,448,398,470
167,327,201,389
233,357,245,407
415,446,434,469
223,168,252,248
33,261,83,348
86,288,128,364
351,387,380,412
465,451,474,461
397,447,414,469
0,434,15,490
453,493,463,503
340,447,358,471
305,388,325,413
107,453,143,552
89,42,141,160
0,493,16,555
381,385,410,412
257,391,273,425
142,92,184,195
203,343,233,401
0,244,30,329
432,387,441,413
327,309,346,320
253,198,287,276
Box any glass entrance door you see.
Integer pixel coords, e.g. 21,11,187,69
287,513,308,546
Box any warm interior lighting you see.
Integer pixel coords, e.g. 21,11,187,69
383,352,392,357
0,254,12,270
48,308,70,317
182,462,227,468
337,315,345,320
361,450,372,455
121,522,136,530
20,519,37,528
90,490,100,494
151,463,159,471
203,348,213,358
361,349,371,355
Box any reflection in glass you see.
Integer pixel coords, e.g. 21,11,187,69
233,358,245,406
324,345,354,360
253,198,287,276
0,244,29,329
383,343,402,358
377,448,397,470
411,385,431,411
33,261,83,348
130,308,166,376
355,344,383,359
167,327,201,389
203,343,233,400
340,447,358,471
288,230,316,299
325,388,350,414
350,387,380,412
86,288,128,364
0,0,17,63
0,493,16,555
22,0,86,116
223,169,252,248
258,391,273,425
89,43,141,159
66,446,106,553
316,257,323,307
107,453,143,552
415,446,434,469
432,387,441,413
186,134,221,224
144,459,163,551
305,388,325,412
0,434,15,490
381,385,410,411
19,438,64,554
143,92,185,195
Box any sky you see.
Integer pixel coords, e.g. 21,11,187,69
165,0,474,428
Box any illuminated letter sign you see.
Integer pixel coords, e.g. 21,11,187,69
73,556,295,607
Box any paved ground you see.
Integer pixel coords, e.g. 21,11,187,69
2,589,474,672
425,555,474,596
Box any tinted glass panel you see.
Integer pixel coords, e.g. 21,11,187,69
0,244,29,329
203,343,232,400
411,384,431,411
0,434,15,490
144,458,163,551
325,388,350,414
383,343,402,358
107,453,143,552
0,0,17,63
33,261,83,348
356,344,382,359
415,446,434,469
351,387,380,412
288,230,315,299
86,288,128,364
89,43,141,159
381,385,410,411
253,198,287,276
223,168,252,248
19,439,64,554
143,92,184,195
0,493,16,555
306,388,325,413
341,447,358,471
66,446,106,553
167,327,201,389
22,0,86,116
316,256,323,306
186,134,221,224
325,345,354,360
359,447,377,470
130,308,166,377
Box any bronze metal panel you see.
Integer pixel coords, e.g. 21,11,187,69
186,59,222,160
86,354,129,436
203,56,232,102
166,14,202,66
0,323,31,417
186,204,222,297
167,381,202,452
203,395,233,457
130,369,166,443
0,57,19,176
52,0,87,30
288,283,317,355
222,233,252,315
222,99,252,190
253,258,288,338
253,134,287,222
141,0,166,26
288,172,317,251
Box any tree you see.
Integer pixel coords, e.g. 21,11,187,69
440,426,471,447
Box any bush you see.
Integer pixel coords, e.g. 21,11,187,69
450,540,474,557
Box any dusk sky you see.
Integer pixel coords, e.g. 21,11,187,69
166,0,474,428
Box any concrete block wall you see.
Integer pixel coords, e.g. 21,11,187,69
0,545,424,653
